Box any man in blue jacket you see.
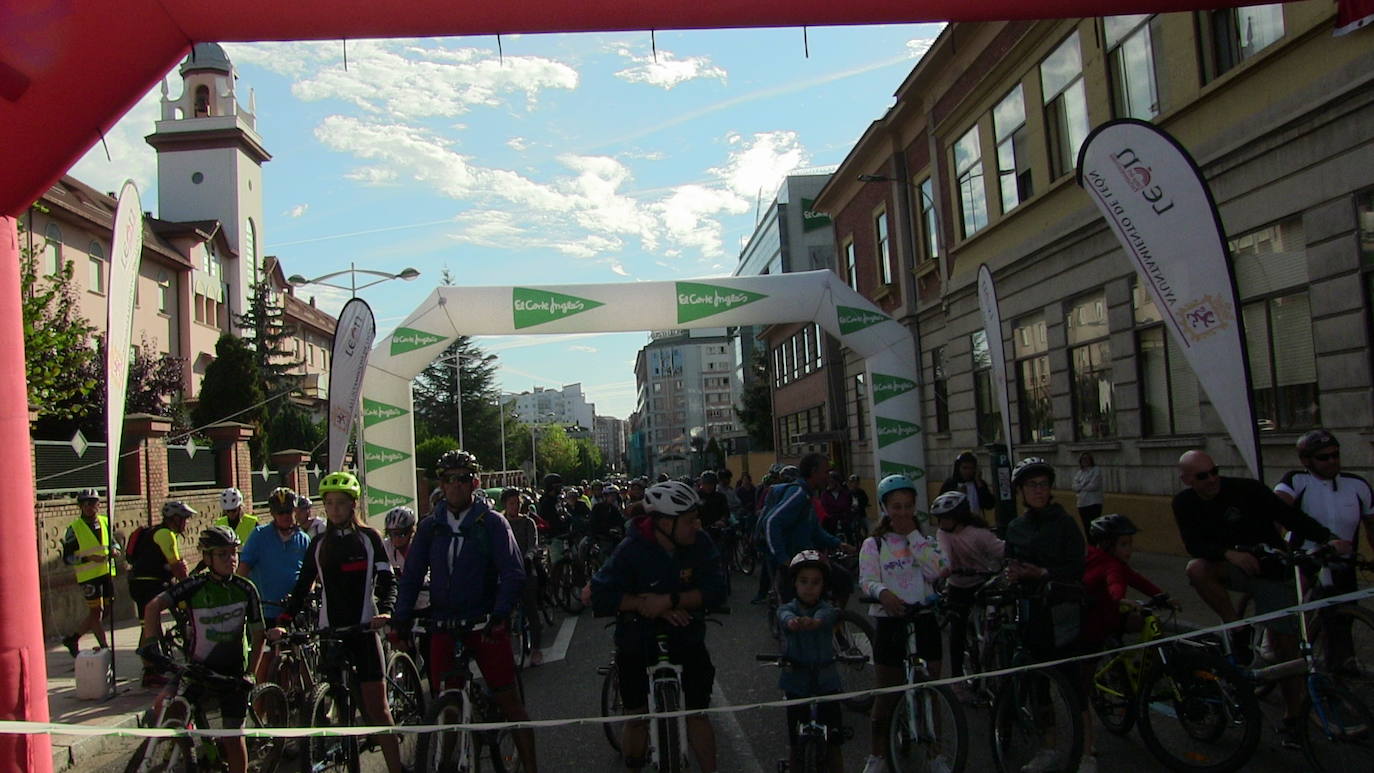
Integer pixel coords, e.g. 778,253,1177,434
764,452,853,603
590,480,728,773
393,449,538,773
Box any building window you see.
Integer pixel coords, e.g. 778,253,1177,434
875,209,893,285
1135,282,1202,436
955,125,988,238
1105,14,1162,119
852,373,868,441
1013,313,1055,443
1067,290,1114,438
919,178,939,262
1041,31,1090,180
791,335,802,381
802,326,814,375
842,238,857,290
813,324,825,370
994,84,1032,213
44,223,62,275
87,241,105,294
971,330,1003,446
774,346,785,388
1203,4,1284,82
1231,217,1317,430
931,345,949,434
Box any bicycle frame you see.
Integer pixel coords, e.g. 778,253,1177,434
646,630,690,772
899,608,940,745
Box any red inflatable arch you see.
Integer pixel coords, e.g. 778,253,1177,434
0,1,1258,769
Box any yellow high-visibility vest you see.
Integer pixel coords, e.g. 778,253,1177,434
71,515,115,583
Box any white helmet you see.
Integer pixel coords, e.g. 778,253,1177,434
385,506,417,531
643,481,701,518
220,487,244,511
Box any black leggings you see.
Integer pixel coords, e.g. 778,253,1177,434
944,585,978,677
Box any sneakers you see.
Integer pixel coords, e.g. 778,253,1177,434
861,754,886,773
1020,748,1060,773
62,634,80,658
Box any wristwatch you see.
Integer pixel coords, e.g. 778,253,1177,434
670,591,681,610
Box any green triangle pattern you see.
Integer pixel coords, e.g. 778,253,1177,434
879,460,926,480
871,373,917,405
362,398,408,428
837,305,891,335
390,326,448,356
875,416,921,448
364,442,411,471
675,281,767,324
365,486,412,517
512,287,606,329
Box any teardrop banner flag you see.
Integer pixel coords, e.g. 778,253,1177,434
1077,119,1262,479
328,298,377,471
977,264,1013,459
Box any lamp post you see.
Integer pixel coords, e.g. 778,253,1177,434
288,262,421,298
432,350,499,454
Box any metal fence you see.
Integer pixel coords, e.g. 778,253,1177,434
167,441,217,491
34,439,108,498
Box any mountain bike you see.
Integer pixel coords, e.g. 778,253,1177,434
877,598,968,773
756,654,851,773
415,616,523,772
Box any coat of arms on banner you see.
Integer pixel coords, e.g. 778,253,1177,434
1177,294,1234,342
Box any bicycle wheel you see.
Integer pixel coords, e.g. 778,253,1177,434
1309,604,1374,692
888,682,968,773
487,680,524,772
301,683,360,773
124,704,192,773
385,650,426,770
653,681,688,773
509,610,530,670
1091,655,1137,735
415,692,473,770
248,682,289,773
1299,681,1374,772
565,560,587,614
599,662,624,753
1135,653,1260,773
799,732,826,773
833,610,877,712
990,668,1083,773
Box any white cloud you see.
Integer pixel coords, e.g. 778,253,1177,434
285,203,309,218
568,344,599,353
609,261,629,276
710,130,809,200
69,82,163,207
507,137,529,152
614,48,727,90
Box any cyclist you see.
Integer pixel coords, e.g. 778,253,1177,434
858,473,949,773
590,480,728,773
765,453,854,603
237,487,310,682
778,550,844,773
61,488,120,656
697,471,731,541
273,470,405,773
137,526,263,773
626,477,647,509
931,490,1003,698
589,483,627,550
538,473,566,534
500,487,546,666
1004,457,1086,773
129,500,193,687
1174,449,1350,744
393,450,538,772
819,470,852,536
717,468,740,523
294,494,326,539
214,487,258,544
564,486,592,535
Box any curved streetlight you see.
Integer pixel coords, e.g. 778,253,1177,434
433,351,499,452
288,262,421,297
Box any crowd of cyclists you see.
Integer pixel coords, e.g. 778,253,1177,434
54,426,1372,772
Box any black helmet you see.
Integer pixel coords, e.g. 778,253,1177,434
1011,457,1055,488
268,486,298,513
435,449,480,476
542,473,563,490
501,487,521,503
955,450,978,466
1296,430,1339,457
1089,513,1139,544
699,470,718,484
780,465,800,482
198,524,242,552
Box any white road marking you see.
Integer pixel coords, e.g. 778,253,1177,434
712,681,767,773
540,615,578,664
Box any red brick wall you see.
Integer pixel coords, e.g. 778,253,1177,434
832,180,901,314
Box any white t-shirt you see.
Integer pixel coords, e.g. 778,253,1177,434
1274,470,1373,543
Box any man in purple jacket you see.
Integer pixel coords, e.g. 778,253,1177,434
393,449,538,772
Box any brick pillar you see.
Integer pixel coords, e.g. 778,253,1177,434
123,413,172,506
207,422,255,495
270,449,310,493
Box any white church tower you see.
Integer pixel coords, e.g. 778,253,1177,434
146,42,270,331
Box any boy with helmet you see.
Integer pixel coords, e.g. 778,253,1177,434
61,488,121,656
1082,514,1176,647
137,525,263,773
294,494,325,538
129,500,194,687
778,550,845,772
932,490,1004,691
238,487,310,682
214,487,258,544
590,480,728,773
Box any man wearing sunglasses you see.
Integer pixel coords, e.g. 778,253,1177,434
1174,448,1352,740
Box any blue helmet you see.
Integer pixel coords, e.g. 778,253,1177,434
877,474,918,504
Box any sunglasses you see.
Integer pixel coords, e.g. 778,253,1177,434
440,472,477,484
1192,466,1220,481
1312,451,1340,462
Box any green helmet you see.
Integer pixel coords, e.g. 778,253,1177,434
318,470,362,500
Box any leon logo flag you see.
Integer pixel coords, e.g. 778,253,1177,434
365,486,411,517
676,281,766,323
390,326,447,356
328,298,376,470
364,442,410,471
871,373,916,405
362,398,407,427
513,287,605,329
107,180,143,520
837,305,890,335
875,416,920,448
977,265,1014,456
879,460,925,479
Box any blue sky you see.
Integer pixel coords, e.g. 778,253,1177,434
70,24,943,419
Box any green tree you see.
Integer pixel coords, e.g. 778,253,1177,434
235,280,301,400
415,435,459,481
71,334,187,437
193,333,267,460
734,348,774,451
575,437,605,480
537,424,579,479
265,401,324,455
411,337,506,467
21,212,99,427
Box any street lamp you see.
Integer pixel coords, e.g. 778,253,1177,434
288,262,420,297
432,350,498,453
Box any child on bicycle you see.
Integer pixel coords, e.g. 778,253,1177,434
858,474,948,773
930,490,1003,698
778,550,845,772
1082,514,1176,648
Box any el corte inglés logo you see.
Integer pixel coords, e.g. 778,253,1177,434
879,460,925,479
512,287,605,329
676,281,767,324
362,398,408,427
366,487,411,517
364,442,411,471
390,327,447,356
837,305,890,335
874,416,921,448
871,373,917,405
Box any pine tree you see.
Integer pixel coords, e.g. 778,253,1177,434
193,333,268,460
235,280,301,400
734,348,775,451
411,336,507,468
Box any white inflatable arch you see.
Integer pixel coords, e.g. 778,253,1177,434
357,270,923,516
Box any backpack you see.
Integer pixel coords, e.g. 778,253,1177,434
124,526,148,568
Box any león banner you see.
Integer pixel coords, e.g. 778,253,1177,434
977,264,1013,458
328,298,377,472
